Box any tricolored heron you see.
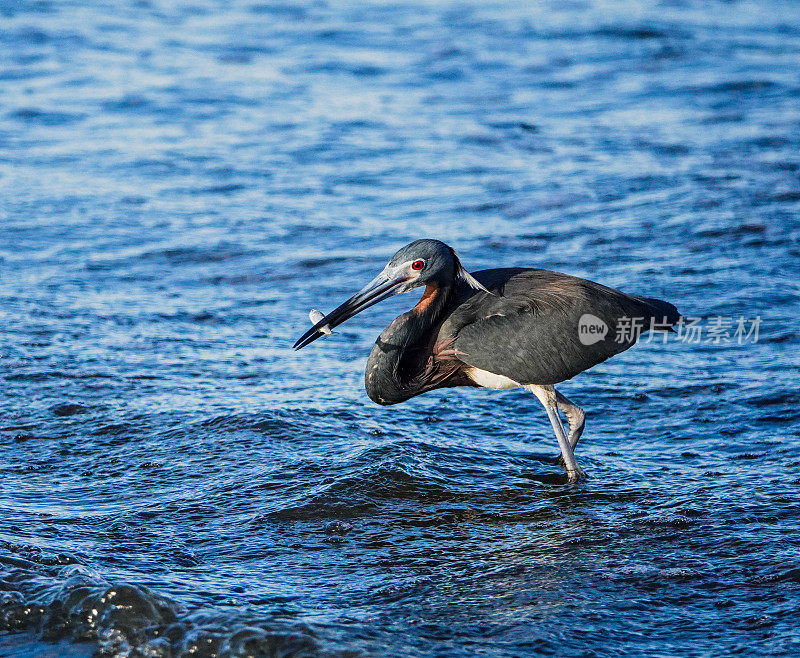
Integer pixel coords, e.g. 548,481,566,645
294,239,680,482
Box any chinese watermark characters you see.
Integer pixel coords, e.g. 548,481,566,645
576,314,761,345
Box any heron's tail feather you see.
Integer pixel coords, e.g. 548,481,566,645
636,296,681,327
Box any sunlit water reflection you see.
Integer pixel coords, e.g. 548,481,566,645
1,0,799,655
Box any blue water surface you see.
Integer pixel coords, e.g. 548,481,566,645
1,0,800,656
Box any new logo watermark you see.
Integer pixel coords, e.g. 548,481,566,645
576,315,762,345
578,314,608,346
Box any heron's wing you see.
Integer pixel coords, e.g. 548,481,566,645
448,269,677,385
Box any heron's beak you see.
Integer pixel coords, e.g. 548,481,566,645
293,270,412,350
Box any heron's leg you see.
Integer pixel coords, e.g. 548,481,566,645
527,384,586,483
556,390,585,450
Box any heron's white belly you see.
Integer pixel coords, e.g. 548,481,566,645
465,367,521,390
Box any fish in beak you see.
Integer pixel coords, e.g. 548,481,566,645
308,309,332,335
293,269,412,350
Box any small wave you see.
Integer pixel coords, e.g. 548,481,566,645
0,545,327,657
681,79,778,95
593,26,676,40
51,403,89,417
7,108,85,126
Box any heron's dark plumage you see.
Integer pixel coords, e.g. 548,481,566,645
363,256,679,405
446,268,679,387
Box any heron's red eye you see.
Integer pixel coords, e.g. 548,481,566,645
411,259,425,271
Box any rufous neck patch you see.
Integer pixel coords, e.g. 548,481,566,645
413,283,438,314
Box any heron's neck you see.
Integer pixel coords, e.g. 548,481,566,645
365,282,452,405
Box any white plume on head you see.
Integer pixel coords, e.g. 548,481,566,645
452,251,492,294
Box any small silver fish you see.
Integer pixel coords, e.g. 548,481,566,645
309,309,332,335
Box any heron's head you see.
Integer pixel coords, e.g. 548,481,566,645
293,239,488,350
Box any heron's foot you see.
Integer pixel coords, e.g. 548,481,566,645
566,466,587,484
